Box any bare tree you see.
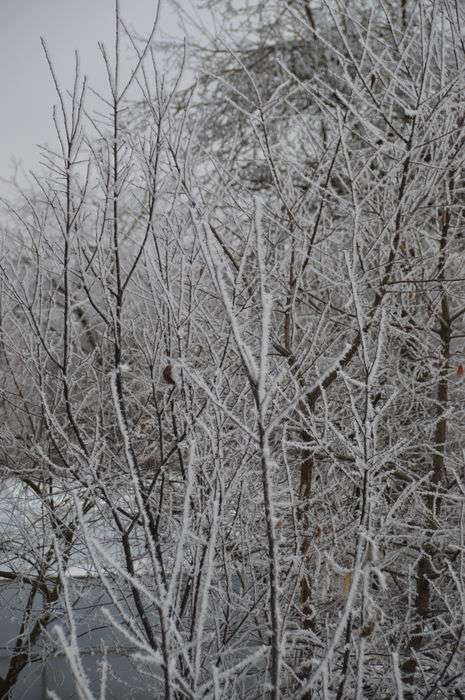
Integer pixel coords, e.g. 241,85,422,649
2,0,465,698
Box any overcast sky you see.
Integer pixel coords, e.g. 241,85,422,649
0,0,189,183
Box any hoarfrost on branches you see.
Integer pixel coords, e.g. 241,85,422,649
1,0,465,698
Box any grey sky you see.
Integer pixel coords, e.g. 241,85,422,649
0,0,184,183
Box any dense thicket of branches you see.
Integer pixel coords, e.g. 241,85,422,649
1,0,465,697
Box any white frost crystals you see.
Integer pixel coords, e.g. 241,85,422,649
1,0,465,698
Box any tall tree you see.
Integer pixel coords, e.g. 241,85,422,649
2,1,465,698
